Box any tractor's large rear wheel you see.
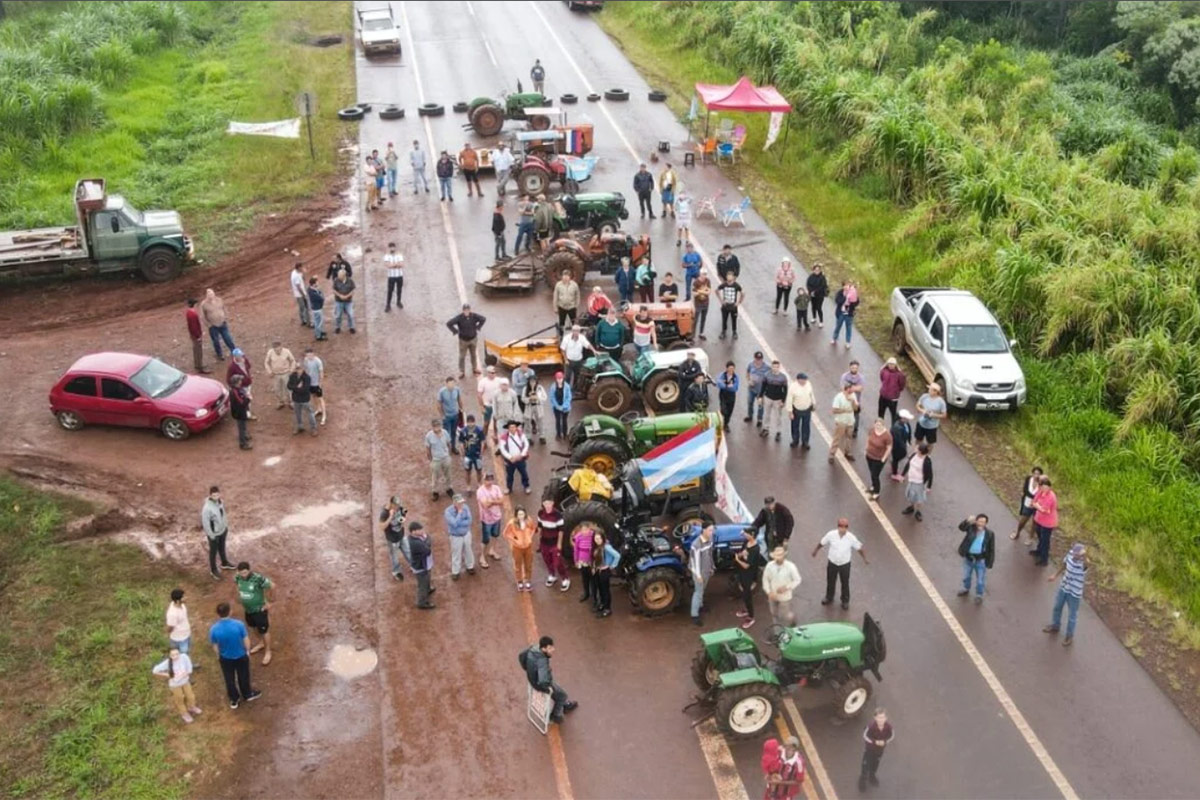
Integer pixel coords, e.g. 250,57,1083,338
562,500,618,543
587,378,634,418
630,567,682,616
715,683,782,739
470,103,504,136
832,674,872,719
545,250,586,286
691,648,722,692
518,167,550,197
572,436,629,480
644,371,682,413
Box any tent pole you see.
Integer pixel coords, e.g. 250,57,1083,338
704,111,710,142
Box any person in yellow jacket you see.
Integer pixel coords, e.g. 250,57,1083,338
568,464,613,501
658,162,678,218
503,507,538,591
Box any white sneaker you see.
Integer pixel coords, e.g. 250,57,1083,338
545,576,557,586
181,713,194,724
560,578,571,592
523,581,532,590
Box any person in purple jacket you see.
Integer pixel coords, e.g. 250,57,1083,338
878,357,907,425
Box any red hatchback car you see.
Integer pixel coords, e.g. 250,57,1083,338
49,352,229,440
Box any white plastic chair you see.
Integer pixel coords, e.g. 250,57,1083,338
722,196,751,227
695,190,724,219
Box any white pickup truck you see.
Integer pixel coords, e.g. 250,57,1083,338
357,5,401,56
890,287,1026,411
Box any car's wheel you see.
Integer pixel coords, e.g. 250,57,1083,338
560,93,578,104
417,102,445,117
562,500,618,541
379,106,405,120
470,103,504,136
56,410,84,431
452,101,469,113
891,321,908,356
139,245,181,283
716,682,782,738
832,675,872,719
530,114,551,131
160,417,191,441
595,217,620,236
631,566,682,616
691,647,722,691
517,167,549,197
649,90,668,102
337,106,365,121
604,88,630,101
572,435,630,479
644,371,682,413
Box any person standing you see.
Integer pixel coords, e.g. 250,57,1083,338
549,371,572,441
635,259,656,303
594,306,625,361
657,272,680,303
717,272,744,341
326,253,352,282
200,288,236,361
383,242,404,312
762,546,802,627
592,531,620,617
523,376,548,444
674,191,692,247
631,305,657,353
152,647,201,724
812,518,868,610
520,636,578,724
805,264,828,328
681,242,701,301
492,141,514,196
530,58,546,93
234,561,275,665
504,507,537,592
760,361,789,441
889,409,913,482
492,201,508,261
716,361,739,431
828,383,859,463
265,339,296,410
560,325,591,385
445,493,476,579
615,257,636,305
364,154,380,211
165,588,193,655
572,523,596,605
302,347,326,425
830,280,859,348
956,514,995,604
554,271,581,336
307,276,327,341
900,442,934,521
459,142,481,196
332,268,356,334
410,139,430,194
751,496,795,553
476,472,505,566
226,349,255,419
689,523,716,626
864,417,893,501
633,163,656,218
1030,476,1058,566
409,521,435,609
774,738,807,800
202,486,234,580
289,263,311,328
841,360,866,437
658,162,677,218
384,141,399,196
793,282,811,332
513,194,536,254
492,379,521,434
914,383,947,448
436,376,463,454
476,364,503,434
858,708,895,791
458,414,485,487
786,372,815,450
692,271,712,340
426,418,453,501
436,151,455,202
370,148,386,206
774,258,795,313
1011,465,1044,543
1044,542,1088,645
209,602,260,709
733,528,762,630
499,420,532,494
229,374,252,450
716,244,741,279
538,499,570,591
744,351,769,426
287,363,318,436
878,358,906,425
379,495,408,581
446,304,486,377
185,299,210,374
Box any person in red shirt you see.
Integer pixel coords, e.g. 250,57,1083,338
185,299,210,374
585,286,613,322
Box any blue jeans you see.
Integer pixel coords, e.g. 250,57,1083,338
514,220,534,253
208,324,235,359
171,637,191,654
334,300,355,331
1034,523,1053,564
481,521,501,545
439,176,453,200
1050,587,1081,637
832,311,854,344
442,414,459,449
293,401,317,432
312,309,325,339
387,539,411,575
618,283,633,305
691,575,707,618
387,167,397,194
790,408,812,446
746,385,764,421
961,557,986,596
413,166,429,192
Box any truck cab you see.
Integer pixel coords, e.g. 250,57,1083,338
357,5,402,56
77,179,193,282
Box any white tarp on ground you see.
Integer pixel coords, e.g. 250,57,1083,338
226,119,301,138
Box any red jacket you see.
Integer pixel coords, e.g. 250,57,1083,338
186,308,202,340
879,365,907,401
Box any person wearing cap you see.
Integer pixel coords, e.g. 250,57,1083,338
492,141,514,196
681,242,701,301
384,141,399,196
760,360,789,441
226,348,256,420
410,140,429,194
829,383,859,462
492,200,508,261
332,267,356,334
859,708,894,791
744,352,769,426
750,496,795,555
425,418,453,501
435,150,455,202
786,372,815,449
446,304,487,378
864,418,893,500
444,493,475,579
549,371,573,440
383,242,404,312
514,194,536,253
499,420,532,494
878,357,907,425
716,244,740,279
956,513,995,604
1045,542,1088,645
594,306,626,361
476,472,505,566
476,364,503,435
889,409,914,482
841,360,866,437
408,521,435,609
287,362,318,435
264,339,297,410
684,371,710,412
633,163,655,218
459,142,481,197
716,361,739,430
554,270,581,336
677,350,704,396
458,413,485,485
560,324,592,386
492,379,521,433
379,495,409,581
812,518,868,610
585,286,613,321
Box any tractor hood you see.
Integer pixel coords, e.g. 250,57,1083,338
628,412,721,444
777,621,865,663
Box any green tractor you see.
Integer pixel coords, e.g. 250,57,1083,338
690,615,887,739
567,411,721,480
573,348,710,417
467,88,551,137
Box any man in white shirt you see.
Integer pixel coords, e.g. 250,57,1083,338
492,142,515,196
410,139,430,194
811,517,869,610
498,419,531,494
762,546,802,626
786,371,816,450
476,365,504,434
383,242,404,312
165,588,193,654
560,325,593,387
289,262,310,328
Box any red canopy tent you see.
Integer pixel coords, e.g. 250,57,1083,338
693,76,793,146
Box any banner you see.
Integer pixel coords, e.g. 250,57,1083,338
764,111,784,151
688,94,699,121
226,119,302,139
714,431,754,523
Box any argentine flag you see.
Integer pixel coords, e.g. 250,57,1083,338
635,424,717,494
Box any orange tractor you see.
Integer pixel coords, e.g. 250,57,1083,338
543,231,652,289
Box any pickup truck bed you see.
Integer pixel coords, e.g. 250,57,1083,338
0,226,86,267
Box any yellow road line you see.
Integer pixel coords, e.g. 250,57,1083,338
696,719,752,800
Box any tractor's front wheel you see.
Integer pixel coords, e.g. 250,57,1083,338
470,103,504,136
644,371,682,413
691,648,721,692
832,674,873,719
715,683,782,739
630,567,682,617
571,435,629,480
587,378,634,419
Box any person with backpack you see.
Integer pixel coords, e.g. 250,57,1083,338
519,636,578,724
530,59,546,94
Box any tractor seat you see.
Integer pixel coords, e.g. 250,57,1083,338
723,644,758,671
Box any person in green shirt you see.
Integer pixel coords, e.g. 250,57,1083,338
235,562,275,666
594,306,626,360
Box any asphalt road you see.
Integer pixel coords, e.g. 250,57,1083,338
354,2,1200,798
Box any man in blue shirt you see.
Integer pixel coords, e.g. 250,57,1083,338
437,376,463,454
956,514,995,604
209,602,260,708
681,242,702,302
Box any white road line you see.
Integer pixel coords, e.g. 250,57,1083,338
695,720,751,800
466,0,474,15
482,36,498,68
531,4,1079,799
783,699,837,800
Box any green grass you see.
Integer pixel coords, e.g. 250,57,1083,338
599,1,1200,630
0,478,211,799
0,1,354,260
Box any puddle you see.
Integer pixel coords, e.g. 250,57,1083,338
319,185,359,231
327,644,377,679
280,499,363,528
263,456,282,467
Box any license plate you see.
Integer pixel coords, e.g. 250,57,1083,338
982,401,1010,410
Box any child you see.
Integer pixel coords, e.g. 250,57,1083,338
152,648,201,724
572,524,596,605
793,284,811,332
524,376,547,444
457,413,485,488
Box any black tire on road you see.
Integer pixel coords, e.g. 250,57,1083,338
562,500,619,540
604,88,630,101
649,90,668,102
417,102,445,117
832,674,873,719
160,417,191,441
453,101,469,113
644,370,682,413
470,103,504,136
691,647,721,691
588,377,634,419
337,106,365,121
715,682,781,739
587,92,602,102
572,434,630,478
356,102,373,112
139,245,182,283
631,566,683,616
561,93,578,104
545,250,586,286
379,106,405,120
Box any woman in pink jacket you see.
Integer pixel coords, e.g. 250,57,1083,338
572,524,595,606
774,258,796,314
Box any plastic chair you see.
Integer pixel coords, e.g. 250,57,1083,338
722,196,751,227
716,142,735,164
732,124,747,145
696,137,717,164
695,190,724,220
717,118,734,136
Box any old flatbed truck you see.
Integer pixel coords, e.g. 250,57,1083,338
0,178,195,283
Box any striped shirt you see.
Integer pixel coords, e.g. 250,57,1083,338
1060,553,1087,597
384,252,403,278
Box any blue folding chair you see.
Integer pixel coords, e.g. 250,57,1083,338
722,196,751,227
715,142,735,165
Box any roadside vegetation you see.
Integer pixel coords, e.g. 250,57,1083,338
0,0,354,258
600,1,1200,628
